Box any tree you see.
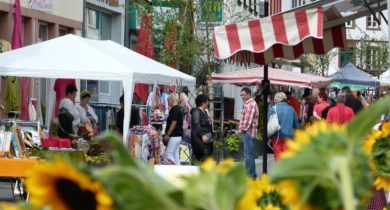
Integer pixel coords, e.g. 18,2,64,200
354,30,389,78
300,51,338,77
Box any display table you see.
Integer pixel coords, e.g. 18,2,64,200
0,158,42,177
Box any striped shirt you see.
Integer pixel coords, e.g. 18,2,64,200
239,98,259,138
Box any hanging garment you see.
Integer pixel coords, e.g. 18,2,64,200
4,77,21,113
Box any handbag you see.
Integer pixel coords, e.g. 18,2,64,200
267,106,281,137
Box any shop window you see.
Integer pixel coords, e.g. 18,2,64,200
340,48,355,68
366,48,379,70
367,13,380,30
38,22,48,42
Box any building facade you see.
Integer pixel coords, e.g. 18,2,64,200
0,0,83,120
81,0,126,105
0,0,83,45
329,11,388,78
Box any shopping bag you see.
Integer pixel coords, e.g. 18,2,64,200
267,106,281,137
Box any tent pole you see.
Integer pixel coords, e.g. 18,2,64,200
262,0,270,174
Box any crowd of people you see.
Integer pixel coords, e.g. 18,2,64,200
237,85,387,178
56,84,215,165
56,83,388,169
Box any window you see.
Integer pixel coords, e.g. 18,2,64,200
367,13,380,30
345,20,355,28
87,9,97,29
80,80,111,102
366,48,379,70
38,22,48,42
59,27,70,36
99,81,110,95
292,0,307,8
340,48,355,68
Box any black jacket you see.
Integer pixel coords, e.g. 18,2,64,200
190,108,212,143
345,95,363,114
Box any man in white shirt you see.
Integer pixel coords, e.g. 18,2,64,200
58,85,80,139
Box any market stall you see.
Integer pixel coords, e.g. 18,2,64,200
329,63,380,89
211,66,332,88
0,34,196,144
212,6,347,173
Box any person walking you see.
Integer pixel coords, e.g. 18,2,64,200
163,93,184,165
268,92,300,161
326,93,355,124
190,94,213,162
239,87,259,178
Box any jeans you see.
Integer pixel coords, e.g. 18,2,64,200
241,132,257,178
167,136,182,165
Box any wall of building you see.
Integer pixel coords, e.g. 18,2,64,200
83,0,125,105
0,0,83,120
329,10,388,76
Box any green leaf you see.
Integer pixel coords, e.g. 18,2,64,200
347,96,390,142
94,166,185,210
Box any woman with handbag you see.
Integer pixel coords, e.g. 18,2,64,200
267,92,300,161
190,94,213,163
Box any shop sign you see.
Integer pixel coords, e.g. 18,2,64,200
28,0,53,13
201,0,223,23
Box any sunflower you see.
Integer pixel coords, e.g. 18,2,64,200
201,157,235,173
364,121,390,191
0,203,22,210
25,159,113,210
280,121,346,159
236,174,285,210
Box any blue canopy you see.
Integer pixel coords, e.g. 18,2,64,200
329,63,379,87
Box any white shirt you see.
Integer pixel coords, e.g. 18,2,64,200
76,104,98,126
59,98,80,127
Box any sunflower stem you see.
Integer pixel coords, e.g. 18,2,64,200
338,158,356,210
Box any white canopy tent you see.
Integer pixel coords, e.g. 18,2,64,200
0,34,196,142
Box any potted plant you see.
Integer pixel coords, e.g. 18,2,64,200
225,133,243,161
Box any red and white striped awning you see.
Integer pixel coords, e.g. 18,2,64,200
213,7,346,65
212,67,332,88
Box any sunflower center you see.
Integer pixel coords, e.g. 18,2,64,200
55,178,98,210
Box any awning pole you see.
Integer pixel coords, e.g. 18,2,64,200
262,0,270,174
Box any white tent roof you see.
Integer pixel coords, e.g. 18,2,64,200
0,34,195,86
0,34,195,143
